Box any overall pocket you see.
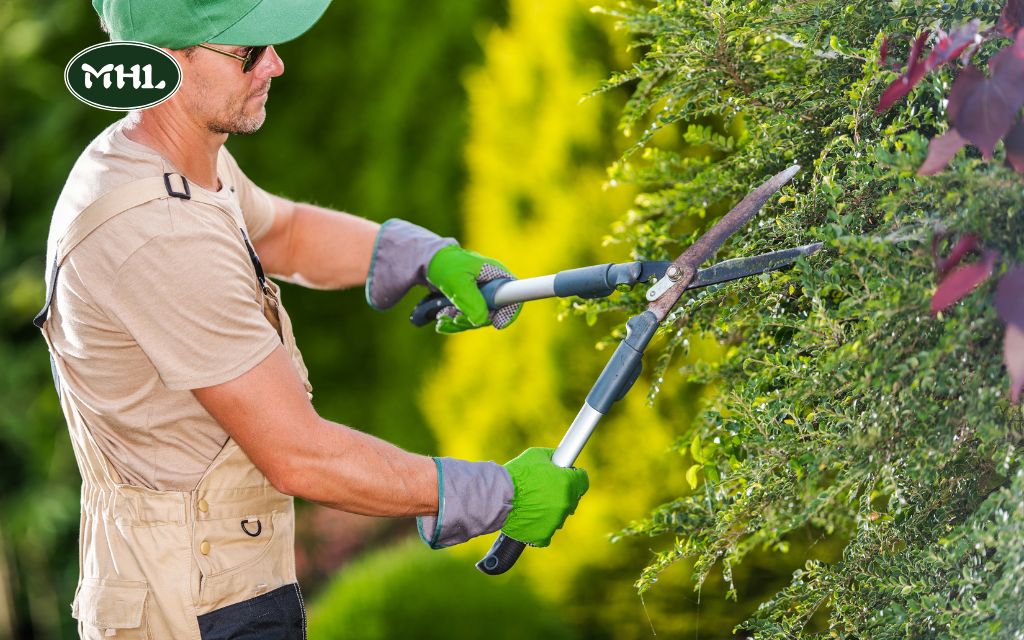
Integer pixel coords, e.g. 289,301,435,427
72,578,150,639
197,510,278,579
196,510,296,614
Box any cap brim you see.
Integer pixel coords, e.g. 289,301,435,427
208,0,331,46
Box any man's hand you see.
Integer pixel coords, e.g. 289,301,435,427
426,245,522,334
500,447,588,547
415,448,588,549
364,219,521,332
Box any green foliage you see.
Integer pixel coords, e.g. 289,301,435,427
592,0,1024,636
307,540,575,640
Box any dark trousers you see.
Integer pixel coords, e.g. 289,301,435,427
198,584,305,640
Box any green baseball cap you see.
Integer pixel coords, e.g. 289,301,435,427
93,0,331,50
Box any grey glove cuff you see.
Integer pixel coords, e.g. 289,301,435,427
417,457,514,550
365,218,458,311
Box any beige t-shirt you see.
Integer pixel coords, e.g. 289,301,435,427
45,119,288,490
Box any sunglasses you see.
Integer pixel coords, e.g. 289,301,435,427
196,44,269,73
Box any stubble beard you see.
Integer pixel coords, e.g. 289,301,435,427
207,109,265,136
203,81,271,136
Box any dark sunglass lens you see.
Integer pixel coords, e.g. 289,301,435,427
243,46,269,73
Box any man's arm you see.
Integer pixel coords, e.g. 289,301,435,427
250,194,524,335
251,194,380,290
192,344,438,517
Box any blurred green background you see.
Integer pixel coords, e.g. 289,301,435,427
0,1,802,638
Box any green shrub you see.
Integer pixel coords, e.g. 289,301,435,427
306,539,575,640
590,0,1024,637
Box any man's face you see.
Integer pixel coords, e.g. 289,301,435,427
173,44,284,135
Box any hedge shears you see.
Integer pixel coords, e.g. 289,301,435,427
411,165,818,574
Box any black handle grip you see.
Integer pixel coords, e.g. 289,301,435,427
409,279,512,327
476,533,527,575
409,292,452,327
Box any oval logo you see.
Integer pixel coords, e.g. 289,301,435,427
64,41,182,111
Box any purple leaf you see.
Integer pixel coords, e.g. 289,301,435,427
1005,120,1024,173
947,65,985,124
930,249,998,314
995,266,1024,327
918,128,969,176
936,233,980,277
879,36,890,67
876,31,931,113
1004,324,1024,404
951,43,1024,158
994,265,1024,404
925,21,980,72
998,0,1024,37
990,30,1024,85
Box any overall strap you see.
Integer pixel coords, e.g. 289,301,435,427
34,170,255,402
34,170,245,329
34,173,191,330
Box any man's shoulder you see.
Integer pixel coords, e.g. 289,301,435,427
61,193,253,314
60,120,168,206
48,123,262,293
69,191,247,280
51,121,243,268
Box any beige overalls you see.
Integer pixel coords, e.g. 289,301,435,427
35,169,314,639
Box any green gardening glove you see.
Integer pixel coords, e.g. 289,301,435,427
426,246,523,334
502,447,589,547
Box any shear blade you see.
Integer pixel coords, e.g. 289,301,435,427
686,242,823,291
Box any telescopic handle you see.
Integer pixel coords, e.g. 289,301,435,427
409,262,671,327
474,167,803,574
475,311,660,575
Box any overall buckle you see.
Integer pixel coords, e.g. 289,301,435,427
163,173,191,199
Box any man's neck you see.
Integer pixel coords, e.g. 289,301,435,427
122,110,227,191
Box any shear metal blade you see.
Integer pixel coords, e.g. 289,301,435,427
687,242,823,290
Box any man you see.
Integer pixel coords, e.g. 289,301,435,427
36,1,588,637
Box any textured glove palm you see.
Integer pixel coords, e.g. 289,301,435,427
502,447,589,547
426,246,522,334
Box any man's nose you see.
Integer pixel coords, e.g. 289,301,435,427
256,45,284,78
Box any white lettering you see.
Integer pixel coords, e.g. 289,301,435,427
116,64,141,89
80,62,168,93
81,63,114,89
140,65,166,89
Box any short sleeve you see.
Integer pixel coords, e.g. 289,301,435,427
103,226,281,391
220,148,276,242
